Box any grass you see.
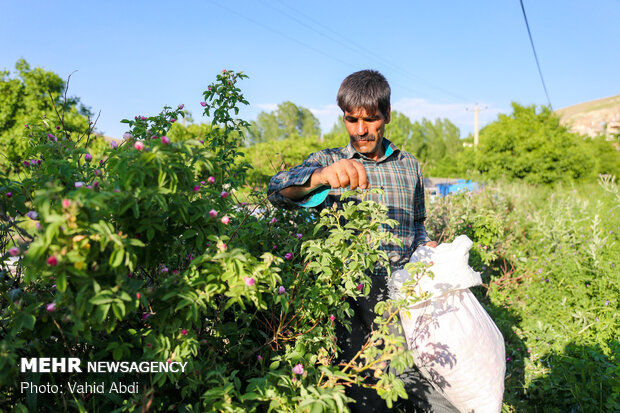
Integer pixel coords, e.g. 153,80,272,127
426,179,619,412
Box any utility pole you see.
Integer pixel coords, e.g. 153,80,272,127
466,103,487,148
474,104,479,147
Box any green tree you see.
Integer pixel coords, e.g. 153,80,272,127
0,59,94,174
247,101,321,143
466,102,604,184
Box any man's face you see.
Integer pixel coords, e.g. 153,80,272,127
343,107,391,161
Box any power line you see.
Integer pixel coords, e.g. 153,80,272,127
267,0,471,102
519,0,553,109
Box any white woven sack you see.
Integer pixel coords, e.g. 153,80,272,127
389,235,506,413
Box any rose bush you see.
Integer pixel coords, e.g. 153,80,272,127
0,71,417,412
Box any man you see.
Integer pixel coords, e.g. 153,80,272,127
268,70,457,412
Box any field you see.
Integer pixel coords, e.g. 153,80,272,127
425,178,619,412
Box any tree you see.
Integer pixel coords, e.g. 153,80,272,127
0,59,94,174
385,112,462,175
468,103,600,184
247,101,321,143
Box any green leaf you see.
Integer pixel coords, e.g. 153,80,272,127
56,272,67,292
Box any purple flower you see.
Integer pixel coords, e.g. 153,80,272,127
47,133,56,140
46,302,56,312
193,185,201,192
30,159,37,166
220,191,228,198
506,357,511,362
270,217,277,224
170,118,176,123
178,104,185,110
84,153,92,162
200,101,208,107
122,132,133,140
285,253,293,260
142,313,152,321
181,329,188,335
207,176,215,184
605,300,609,306
9,247,19,256
272,245,278,250
292,364,304,375
161,267,169,273
209,209,218,218
278,286,286,294
161,136,170,144
257,355,263,361
6,192,12,198
26,211,38,220
244,277,255,287
140,116,147,120
296,233,303,239
356,284,364,292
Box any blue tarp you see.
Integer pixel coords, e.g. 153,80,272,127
436,180,480,197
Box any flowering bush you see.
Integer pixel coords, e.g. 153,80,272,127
0,71,416,412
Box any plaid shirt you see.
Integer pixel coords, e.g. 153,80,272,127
268,138,430,271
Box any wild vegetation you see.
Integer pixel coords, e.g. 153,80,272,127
1,61,618,411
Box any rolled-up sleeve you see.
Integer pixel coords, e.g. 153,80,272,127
267,152,328,210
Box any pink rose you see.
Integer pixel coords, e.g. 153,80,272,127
161,136,170,144
6,192,12,198
46,302,57,312
220,191,228,198
207,176,215,184
278,286,286,294
285,253,293,260
62,199,71,208
193,185,201,192
209,209,218,218
292,364,304,375
200,101,207,107
178,104,184,110
244,277,255,287
122,132,133,140
181,329,188,335
84,153,92,162
47,255,58,266
170,118,176,123
221,216,230,225
356,284,364,291
9,247,19,256
134,141,144,151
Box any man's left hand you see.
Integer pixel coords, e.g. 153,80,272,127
424,241,438,248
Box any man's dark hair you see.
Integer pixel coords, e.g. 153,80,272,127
337,70,391,118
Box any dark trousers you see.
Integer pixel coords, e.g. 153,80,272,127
335,273,459,413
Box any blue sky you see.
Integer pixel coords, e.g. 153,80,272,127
2,0,619,140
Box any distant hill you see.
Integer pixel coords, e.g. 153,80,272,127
555,94,620,138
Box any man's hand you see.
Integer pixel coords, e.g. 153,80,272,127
424,241,438,248
278,159,369,201
316,159,368,190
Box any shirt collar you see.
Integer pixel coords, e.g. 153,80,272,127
344,137,399,162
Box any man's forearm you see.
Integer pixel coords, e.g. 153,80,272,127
279,167,326,201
